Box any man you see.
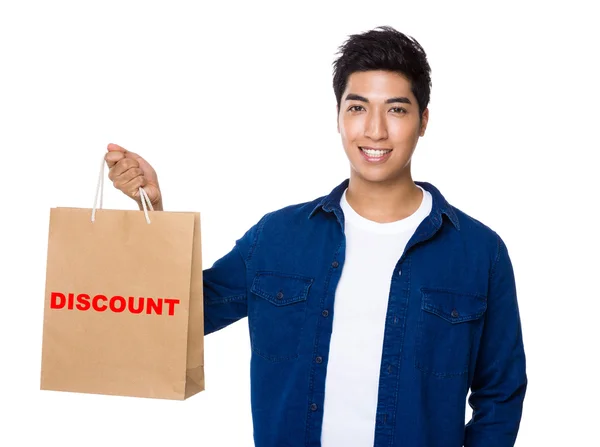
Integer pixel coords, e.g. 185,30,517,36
106,26,527,447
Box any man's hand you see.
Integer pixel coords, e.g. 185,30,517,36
105,143,163,211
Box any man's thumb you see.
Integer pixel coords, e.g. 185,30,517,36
107,143,127,153
107,143,143,161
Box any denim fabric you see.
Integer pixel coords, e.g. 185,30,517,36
203,179,527,447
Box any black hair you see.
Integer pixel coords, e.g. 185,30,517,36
333,26,432,118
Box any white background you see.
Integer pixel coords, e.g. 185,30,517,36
1,0,598,445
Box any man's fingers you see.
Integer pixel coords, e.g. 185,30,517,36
108,158,140,181
116,175,147,198
112,166,143,184
105,151,124,168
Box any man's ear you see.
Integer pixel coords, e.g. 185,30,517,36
419,108,429,136
336,105,340,133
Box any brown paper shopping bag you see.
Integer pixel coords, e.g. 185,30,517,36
40,158,204,400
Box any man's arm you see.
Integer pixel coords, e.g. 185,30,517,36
464,235,528,446
202,215,266,334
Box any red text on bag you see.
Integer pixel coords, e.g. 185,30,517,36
50,292,180,316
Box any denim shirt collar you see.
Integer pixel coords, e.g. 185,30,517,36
308,178,460,231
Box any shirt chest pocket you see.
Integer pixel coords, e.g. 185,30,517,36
249,272,314,362
415,288,487,377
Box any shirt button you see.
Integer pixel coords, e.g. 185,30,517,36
451,309,459,318
398,269,402,276
332,261,339,268
322,310,329,317
276,291,284,300
310,403,318,411
315,356,323,364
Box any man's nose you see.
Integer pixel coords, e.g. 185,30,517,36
364,111,388,140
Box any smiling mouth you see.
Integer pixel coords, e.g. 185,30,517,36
359,147,393,157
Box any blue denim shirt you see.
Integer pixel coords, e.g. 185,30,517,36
203,179,527,447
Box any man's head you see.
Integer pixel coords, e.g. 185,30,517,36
332,26,432,185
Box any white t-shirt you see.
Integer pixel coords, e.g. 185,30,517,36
321,185,433,447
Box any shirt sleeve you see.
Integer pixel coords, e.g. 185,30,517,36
464,234,528,446
202,214,266,335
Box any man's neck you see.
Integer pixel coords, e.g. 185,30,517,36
345,174,423,224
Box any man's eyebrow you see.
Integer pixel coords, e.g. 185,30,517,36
386,96,412,104
344,93,412,104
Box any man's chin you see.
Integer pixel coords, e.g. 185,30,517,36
351,169,405,185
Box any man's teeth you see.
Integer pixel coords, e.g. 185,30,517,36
361,148,392,157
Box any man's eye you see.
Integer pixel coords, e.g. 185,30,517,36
348,105,364,112
390,107,407,114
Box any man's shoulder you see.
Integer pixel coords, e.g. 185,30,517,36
452,204,496,234
259,194,326,226
418,181,496,235
448,203,505,255
257,179,348,227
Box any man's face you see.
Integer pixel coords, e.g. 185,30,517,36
337,70,428,185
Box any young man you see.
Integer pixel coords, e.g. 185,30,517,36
106,26,527,447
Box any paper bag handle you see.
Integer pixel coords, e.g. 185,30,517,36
91,156,154,224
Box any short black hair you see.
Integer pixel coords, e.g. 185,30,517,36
333,26,432,118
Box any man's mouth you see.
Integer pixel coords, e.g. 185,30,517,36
359,146,393,163
360,147,393,157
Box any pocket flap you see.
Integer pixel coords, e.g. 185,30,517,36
421,288,487,323
251,272,313,306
